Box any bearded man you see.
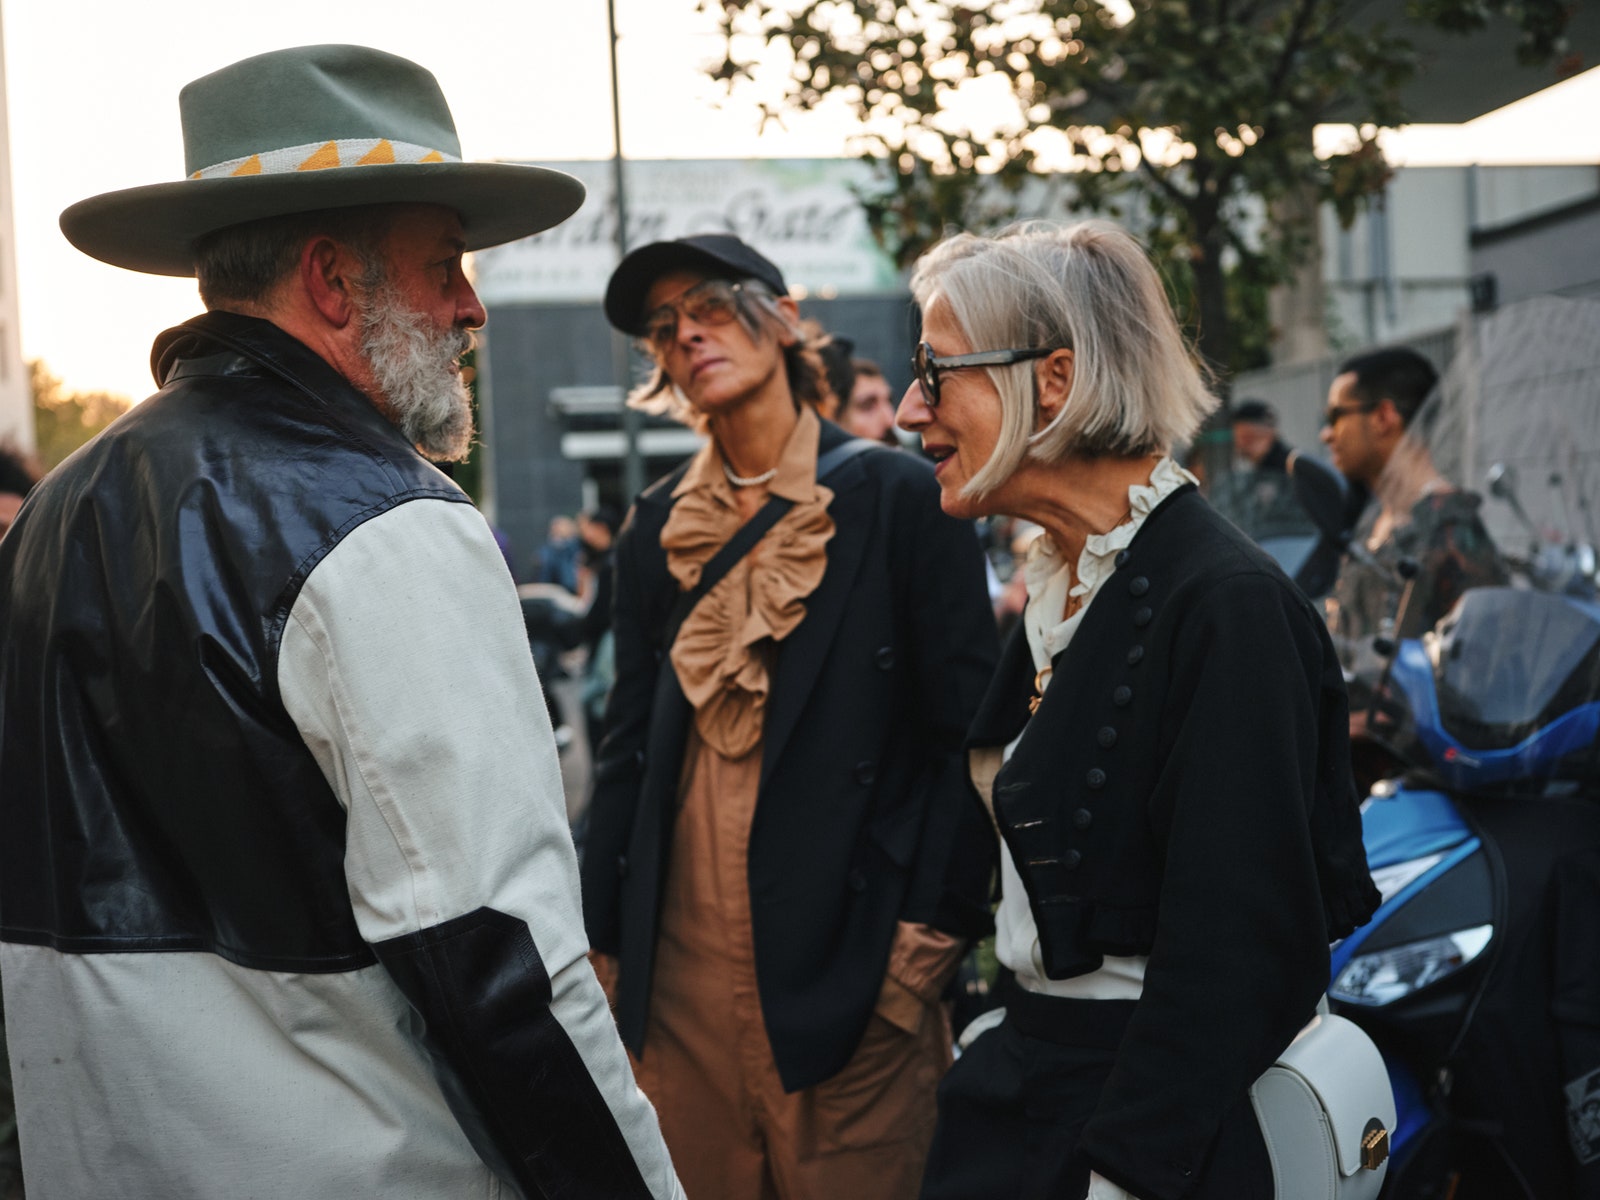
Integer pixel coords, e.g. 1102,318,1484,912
0,45,682,1200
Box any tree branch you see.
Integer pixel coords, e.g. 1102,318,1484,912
1215,0,1321,199
1136,150,1197,213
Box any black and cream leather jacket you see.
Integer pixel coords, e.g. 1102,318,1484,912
0,312,680,1199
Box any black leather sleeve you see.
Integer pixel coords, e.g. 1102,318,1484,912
374,906,655,1200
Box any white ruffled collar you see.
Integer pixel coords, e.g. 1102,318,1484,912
1023,457,1196,674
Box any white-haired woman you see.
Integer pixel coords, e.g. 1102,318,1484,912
582,235,1000,1199
897,222,1379,1200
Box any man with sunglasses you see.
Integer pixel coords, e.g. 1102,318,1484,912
583,234,999,1200
1319,347,1506,728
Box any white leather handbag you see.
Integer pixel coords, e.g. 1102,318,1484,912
1248,1000,1396,1200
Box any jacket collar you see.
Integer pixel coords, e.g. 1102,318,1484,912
966,482,1198,747
628,415,880,785
150,311,416,457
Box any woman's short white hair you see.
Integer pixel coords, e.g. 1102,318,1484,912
910,220,1218,497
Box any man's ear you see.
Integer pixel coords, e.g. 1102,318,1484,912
1373,397,1405,435
300,236,359,329
1035,348,1075,429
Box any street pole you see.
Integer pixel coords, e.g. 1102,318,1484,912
607,0,646,503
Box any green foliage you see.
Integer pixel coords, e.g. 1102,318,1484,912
705,0,1574,381
30,359,131,470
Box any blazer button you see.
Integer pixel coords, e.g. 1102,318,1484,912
1086,768,1106,789
1129,576,1150,597
854,761,877,786
1063,849,1082,869
1073,808,1094,829
1126,645,1145,666
1114,549,1131,568
874,646,895,670
634,749,647,768
1133,606,1153,627
1112,686,1133,707
616,854,629,879
1097,726,1118,748
848,868,868,892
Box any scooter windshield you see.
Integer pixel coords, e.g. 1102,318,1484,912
1369,295,1600,787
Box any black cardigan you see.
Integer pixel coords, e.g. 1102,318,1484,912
968,485,1379,1200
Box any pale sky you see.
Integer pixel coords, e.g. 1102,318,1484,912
4,0,1598,401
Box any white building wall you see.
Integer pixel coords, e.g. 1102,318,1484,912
0,7,31,454
1322,163,1600,354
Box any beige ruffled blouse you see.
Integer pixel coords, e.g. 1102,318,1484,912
661,405,835,758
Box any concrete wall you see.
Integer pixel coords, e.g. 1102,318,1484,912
1471,196,1600,307
1320,164,1600,354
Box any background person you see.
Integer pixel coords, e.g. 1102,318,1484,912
574,506,621,762
897,221,1378,1200
583,233,999,1200
811,324,856,422
1212,399,1301,533
0,446,38,539
1211,398,1351,595
0,45,681,1199
535,513,582,591
841,358,900,445
1319,347,1507,708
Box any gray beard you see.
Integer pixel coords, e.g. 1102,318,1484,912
357,284,475,462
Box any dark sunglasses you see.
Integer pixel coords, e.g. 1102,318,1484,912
641,279,752,349
1322,402,1377,429
911,342,1059,407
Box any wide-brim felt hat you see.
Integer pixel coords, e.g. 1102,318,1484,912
604,234,788,335
59,44,585,277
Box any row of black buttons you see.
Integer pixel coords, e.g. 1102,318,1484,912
1069,558,1154,855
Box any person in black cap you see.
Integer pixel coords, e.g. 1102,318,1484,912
1212,400,1301,535
582,233,999,1198
1210,399,1358,597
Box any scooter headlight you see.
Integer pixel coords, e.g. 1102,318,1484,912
1331,924,1493,1007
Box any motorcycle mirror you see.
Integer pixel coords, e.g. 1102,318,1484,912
1486,461,1542,543
1486,461,1514,499
1290,454,1351,543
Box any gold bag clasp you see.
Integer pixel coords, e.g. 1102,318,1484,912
1360,1121,1390,1171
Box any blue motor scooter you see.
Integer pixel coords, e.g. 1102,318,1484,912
1329,578,1600,1198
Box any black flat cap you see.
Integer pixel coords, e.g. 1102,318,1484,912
603,234,787,335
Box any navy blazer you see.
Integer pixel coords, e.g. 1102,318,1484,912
581,419,1000,1092
969,485,1379,1200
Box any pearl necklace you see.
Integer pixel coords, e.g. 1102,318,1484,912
722,460,779,488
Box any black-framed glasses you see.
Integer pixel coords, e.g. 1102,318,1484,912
641,279,752,350
1322,402,1377,429
911,342,1059,407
